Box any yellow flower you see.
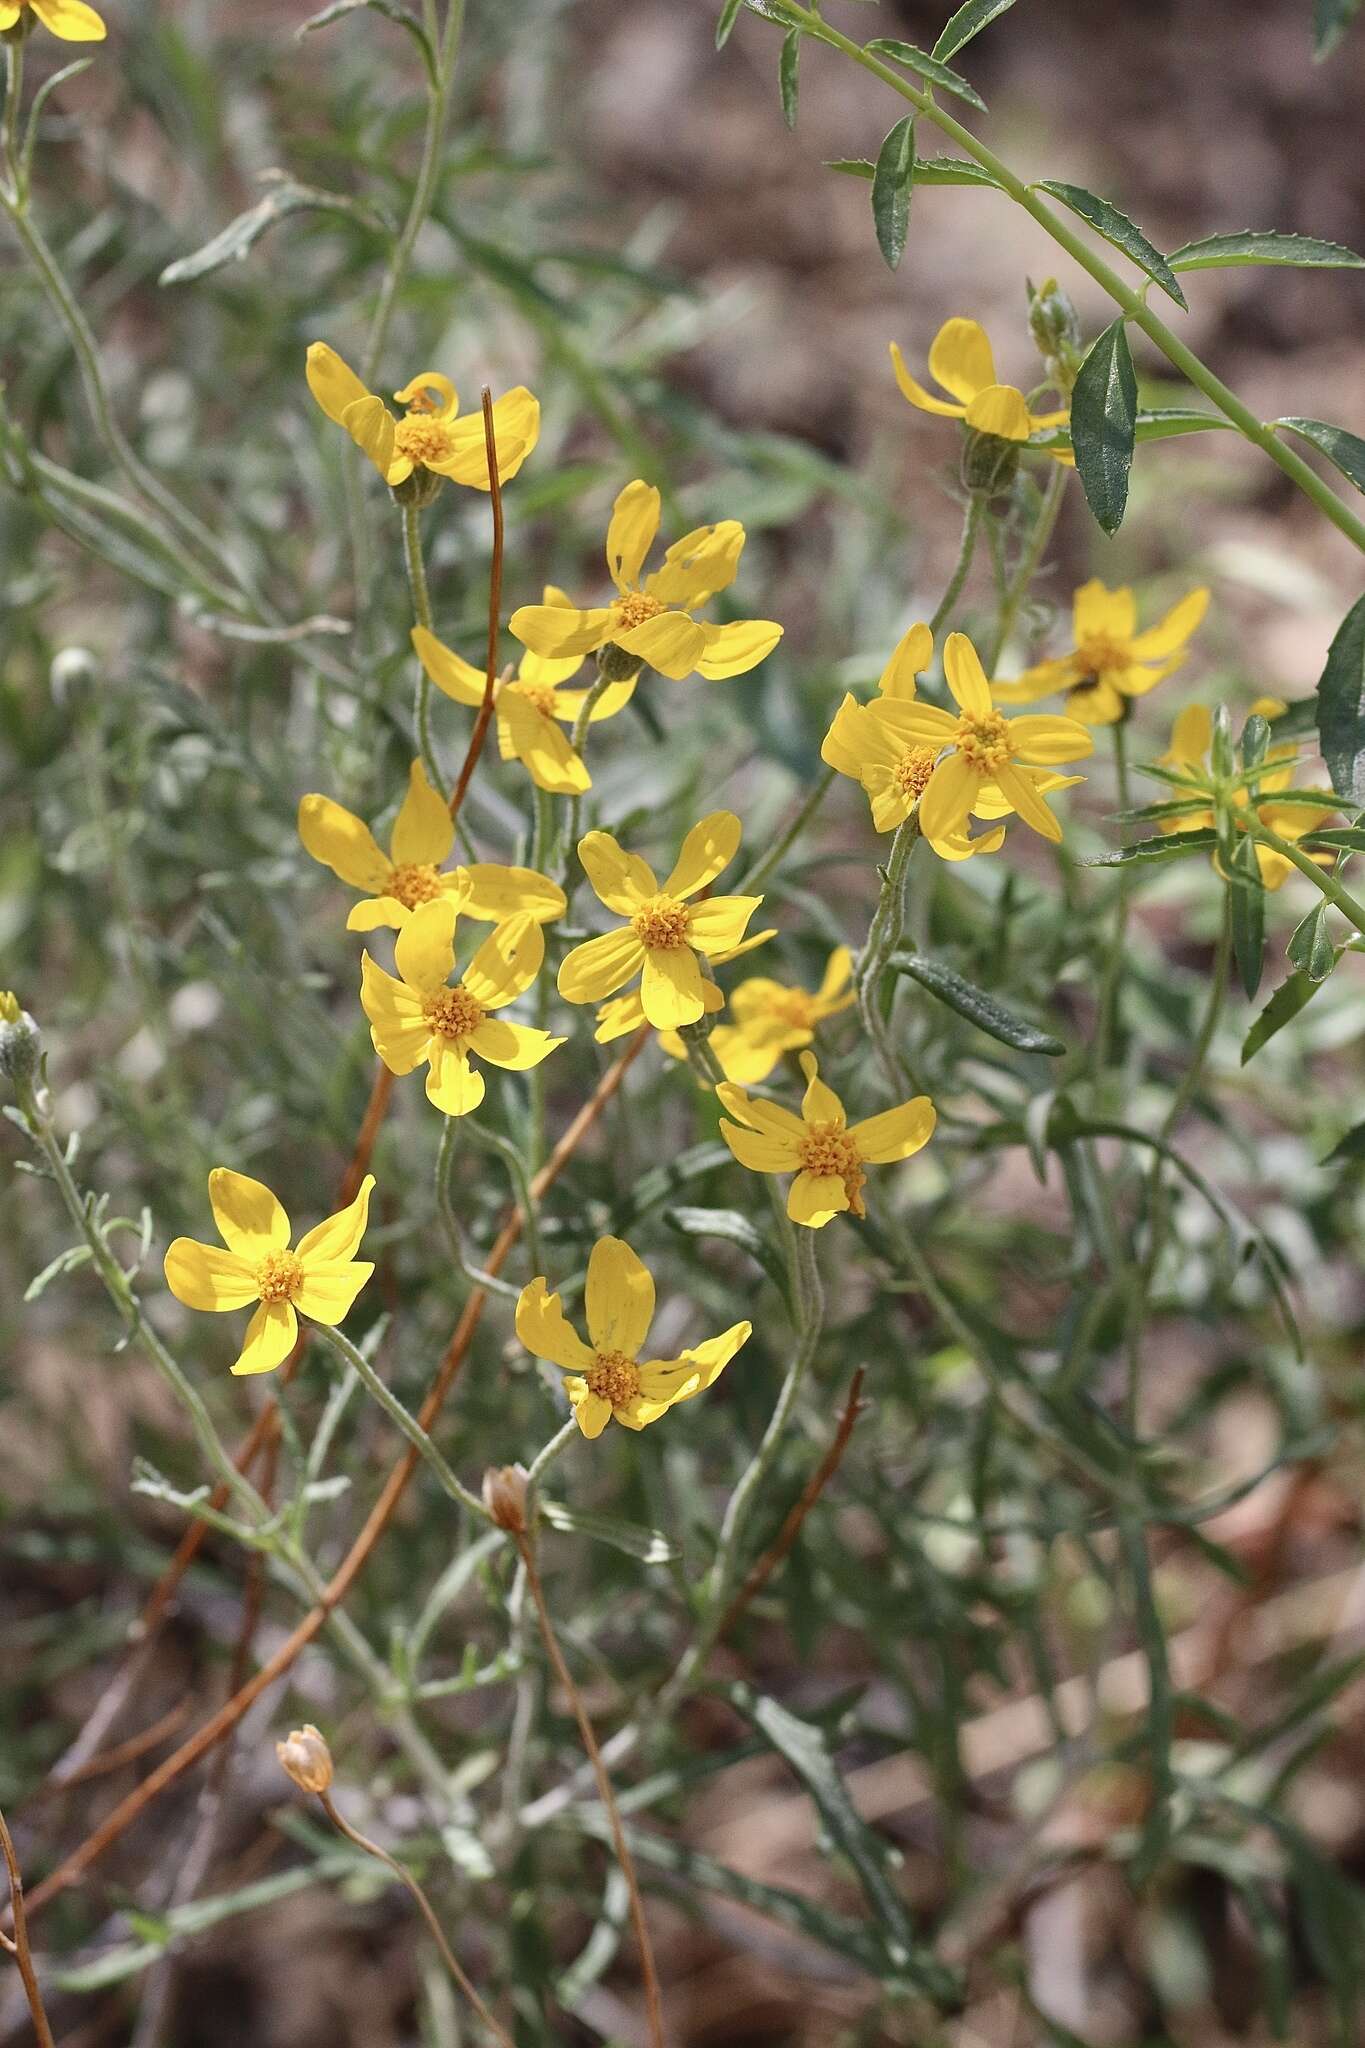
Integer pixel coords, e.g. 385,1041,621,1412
515,1235,750,1439
0,1,105,40
593,925,777,1046
410,597,636,796
164,1170,374,1377
508,480,782,683
700,947,857,1085
558,811,763,1031
299,759,566,933
305,344,538,491
719,1053,935,1230
994,579,1209,725
360,899,561,1116
824,628,1091,850
1158,701,1336,889
891,318,1069,446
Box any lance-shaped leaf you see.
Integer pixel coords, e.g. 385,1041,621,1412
1286,902,1338,983
865,39,987,110
932,0,1020,61
1274,418,1365,497
889,953,1065,1054
1037,181,1188,309
779,26,801,127
1070,318,1138,534
871,115,916,270
1241,970,1324,1064
826,154,1001,189
1085,828,1220,866
1170,229,1365,272
1316,593,1365,803
1228,834,1267,998
159,177,387,286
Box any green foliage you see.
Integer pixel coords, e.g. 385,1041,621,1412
871,114,916,269
1070,316,1138,533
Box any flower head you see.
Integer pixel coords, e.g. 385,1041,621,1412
891,318,1068,447
994,579,1209,725
164,1171,374,1376
360,899,561,1117
411,600,636,795
557,811,763,1031
719,1053,935,1229
299,759,565,932
592,924,777,1048
0,1,105,40
305,344,538,492
1157,700,1337,889
515,1236,750,1438
508,480,782,683
824,628,1091,850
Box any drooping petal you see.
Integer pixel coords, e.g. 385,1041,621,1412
868,772,914,833
558,927,646,1005
209,1168,291,1257
714,1084,807,1143
1005,714,1094,765
594,991,646,1043
578,832,657,912
567,1385,613,1438
346,894,410,932
410,625,487,707
468,1016,562,1070
612,610,711,682
605,480,662,591
688,895,763,956
719,1119,800,1173
552,672,637,724
928,317,997,403
880,622,933,699
231,1300,298,1377
943,632,993,716
392,370,458,419
296,1174,375,1266
963,384,1033,441
889,342,967,419
427,387,541,487
516,1276,596,1374
340,394,398,482
710,1027,789,1086
1073,578,1136,645
1163,704,1213,769
850,1096,937,1164
305,342,370,427
391,757,455,866
641,1319,750,1404
294,1259,375,1325
799,1051,845,1127
509,604,614,659
462,914,544,1009
611,1394,673,1430
918,751,982,844
640,946,705,1029
498,689,591,794
694,617,783,680
459,863,564,925
821,695,875,780
646,521,746,607
31,0,108,37
297,795,391,892
393,895,459,995
818,946,854,1003
585,1236,655,1357
359,955,432,1074
426,1040,485,1116
164,1238,259,1312
991,656,1082,706
787,1171,849,1229
661,810,741,898
1064,677,1126,726
1128,585,1209,661
993,762,1063,841
926,821,1007,862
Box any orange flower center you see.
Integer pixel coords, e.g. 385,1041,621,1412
387,862,445,909
1077,634,1130,677
612,591,665,633
798,1121,867,1217
955,710,1012,771
395,413,455,468
632,895,691,950
422,985,485,1043
586,1349,641,1406
894,745,938,799
512,680,561,719
255,1249,304,1304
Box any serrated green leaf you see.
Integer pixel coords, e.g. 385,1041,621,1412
1286,902,1338,981
1228,835,1267,998
1170,228,1365,272
1070,318,1138,535
826,153,1001,188
1274,417,1365,497
888,953,1065,1054
159,178,386,286
1084,828,1220,867
932,0,1019,62
1037,181,1188,309
1314,0,1363,60
871,115,916,270
1241,970,1322,1063
716,0,745,47
1316,593,1365,803
1302,826,1365,852
779,27,801,127
539,1500,677,1564
864,40,987,111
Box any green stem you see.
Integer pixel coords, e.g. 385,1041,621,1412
3,40,24,204
1251,825,1365,934
928,493,984,636
855,816,920,1088
314,1324,490,1523
766,3,1365,555
983,464,1068,672
401,502,444,794
1093,721,1133,1075
559,666,619,884
468,1116,544,1278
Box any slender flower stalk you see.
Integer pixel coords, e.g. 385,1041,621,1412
0,1807,56,2048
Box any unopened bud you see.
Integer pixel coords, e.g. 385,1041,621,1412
0,994,41,1088
482,1463,529,1533
276,1723,333,1794
595,641,646,684
1027,276,1083,386
960,427,1020,499
50,647,98,706
389,467,446,512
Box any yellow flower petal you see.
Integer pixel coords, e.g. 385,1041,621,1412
559,927,646,1006
391,757,454,866
880,622,933,699
298,795,391,892
468,1016,562,1070
410,625,487,707
568,1385,613,1438
819,946,854,1002
688,895,762,955
427,1040,485,1116
1128,586,1209,661
1065,678,1126,725
641,1320,750,1404
641,946,705,1029
360,954,432,1074
889,341,966,419
799,1051,845,1126
994,762,1063,841
462,914,544,1009
305,342,370,427
394,896,458,995
1163,704,1213,768
850,1097,937,1164
695,618,783,681
928,317,996,403
991,656,1081,706
459,863,564,925
499,689,590,794
231,1299,297,1376
32,0,107,39
613,610,710,682
164,1238,259,1312
552,673,637,724
208,1168,291,1257
715,1084,806,1144
719,1118,798,1172
963,384,1033,441
585,1236,655,1357
1005,714,1094,765
339,393,397,481
821,694,873,780
919,751,981,843
294,1259,374,1326
427,387,540,487
509,603,613,659
1073,578,1136,644
605,479,662,591
392,370,458,417
594,991,646,1043
646,521,746,608
661,811,741,899
787,1171,848,1229
346,895,410,933
296,1175,375,1266
516,1276,596,1374
578,832,657,913
944,633,993,716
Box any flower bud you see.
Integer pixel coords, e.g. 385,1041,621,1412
0,994,41,1088
276,1724,333,1794
595,640,646,684
390,467,446,512
481,1463,530,1534
50,646,98,707
1027,276,1083,385
960,427,1020,499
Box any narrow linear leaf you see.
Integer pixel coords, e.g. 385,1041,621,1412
1084,828,1220,866
1314,0,1363,60
716,0,745,47
664,1205,790,1297
298,0,436,78
779,27,801,128
1037,180,1188,309
539,1501,677,1565
1170,228,1365,272
865,40,987,111
1241,970,1324,1064
159,178,386,286
871,115,916,271
1070,318,1138,535
1316,593,1365,803
1228,836,1268,998
1274,417,1365,497
826,154,1001,189
888,952,1065,1054
932,0,1019,62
